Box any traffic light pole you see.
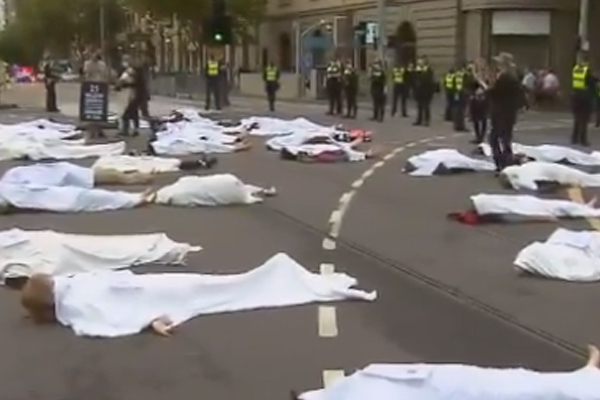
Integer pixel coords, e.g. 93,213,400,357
376,0,385,61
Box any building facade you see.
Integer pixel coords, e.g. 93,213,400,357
260,0,595,85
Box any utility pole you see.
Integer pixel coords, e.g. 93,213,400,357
577,0,589,56
99,0,106,57
376,0,385,61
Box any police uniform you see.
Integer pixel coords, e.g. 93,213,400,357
343,63,358,118
413,61,435,126
595,83,600,128
443,69,456,121
326,60,343,115
263,63,280,111
452,68,468,131
391,66,408,117
43,59,59,112
369,61,386,122
571,63,595,145
406,63,415,99
204,58,221,110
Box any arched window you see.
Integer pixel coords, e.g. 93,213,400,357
395,21,417,66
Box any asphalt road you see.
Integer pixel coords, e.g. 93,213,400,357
0,83,594,400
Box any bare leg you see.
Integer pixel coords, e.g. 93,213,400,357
587,345,599,368
94,169,154,185
348,137,365,149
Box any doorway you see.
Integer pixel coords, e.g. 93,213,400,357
395,21,417,65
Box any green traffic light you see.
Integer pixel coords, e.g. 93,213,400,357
214,33,222,41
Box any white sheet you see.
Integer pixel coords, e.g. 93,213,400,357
54,252,376,337
0,228,200,281
299,363,600,400
266,132,366,162
406,149,495,176
241,116,338,136
471,194,600,218
515,228,600,281
0,118,124,160
501,162,600,190
151,108,241,155
93,155,181,174
478,142,600,166
0,162,144,213
155,174,268,206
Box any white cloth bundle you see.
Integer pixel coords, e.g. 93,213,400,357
0,228,200,281
54,252,376,337
501,162,600,190
406,149,495,176
471,194,600,218
93,155,181,174
515,228,600,281
299,363,600,400
266,132,365,162
155,173,268,206
478,142,600,166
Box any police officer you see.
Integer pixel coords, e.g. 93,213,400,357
342,60,358,119
453,64,469,132
204,54,221,111
406,62,415,101
595,78,600,128
413,57,435,126
571,57,596,146
369,59,386,122
42,54,59,112
325,58,343,115
263,61,280,111
391,63,408,117
443,67,456,121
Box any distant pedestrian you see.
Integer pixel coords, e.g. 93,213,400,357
42,54,59,112
204,54,221,111
83,52,109,82
263,60,280,111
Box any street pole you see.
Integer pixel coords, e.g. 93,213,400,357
100,0,106,58
577,0,589,56
376,0,385,61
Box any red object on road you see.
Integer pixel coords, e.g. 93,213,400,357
349,129,372,142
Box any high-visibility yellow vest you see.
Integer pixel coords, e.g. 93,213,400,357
265,67,278,81
371,67,383,77
454,71,464,90
327,62,341,78
444,73,455,89
572,65,588,90
392,67,405,83
207,61,219,76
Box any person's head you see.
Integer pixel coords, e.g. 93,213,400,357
93,52,102,61
493,52,515,73
20,274,56,324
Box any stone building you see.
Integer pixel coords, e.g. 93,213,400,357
260,0,595,85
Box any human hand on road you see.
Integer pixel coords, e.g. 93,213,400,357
151,315,175,337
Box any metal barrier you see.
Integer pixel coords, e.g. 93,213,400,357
150,73,206,99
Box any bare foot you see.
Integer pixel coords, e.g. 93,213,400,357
140,188,157,204
587,345,599,368
151,315,174,337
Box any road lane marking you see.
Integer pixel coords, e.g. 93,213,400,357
320,263,335,274
322,370,345,387
322,237,336,250
318,306,338,337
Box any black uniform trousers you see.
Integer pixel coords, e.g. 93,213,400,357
444,91,455,121
121,96,141,136
414,94,432,125
489,110,516,171
391,84,407,117
595,95,600,127
265,82,278,111
572,92,592,145
45,81,58,112
470,100,488,143
453,93,467,131
327,78,342,115
371,83,386,121
205,77,221,110
344,86,357,118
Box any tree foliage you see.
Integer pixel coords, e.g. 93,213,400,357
124,0,266,43
0,20,44,66
9,0,128,58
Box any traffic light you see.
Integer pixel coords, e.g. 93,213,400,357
204,0,233,45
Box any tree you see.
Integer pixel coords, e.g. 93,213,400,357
12,0,128,58
124,0,266,46
0,20,45,66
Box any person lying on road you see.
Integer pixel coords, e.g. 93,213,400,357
499,160,600,192
279,134,380,163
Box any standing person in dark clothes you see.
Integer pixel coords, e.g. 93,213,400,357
325,58,343,115
137,59,151,120
116,59,147,137
469,77,489,144
595,75,600,127
390,62,408,117
263,60,280,111
204,54,221,110
443,66,456,121
571,57,596,145
342,60,358,119
486,52,523,172
413,57,435,126
369,59,386,122
453,63,470,132
42,54,59,112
